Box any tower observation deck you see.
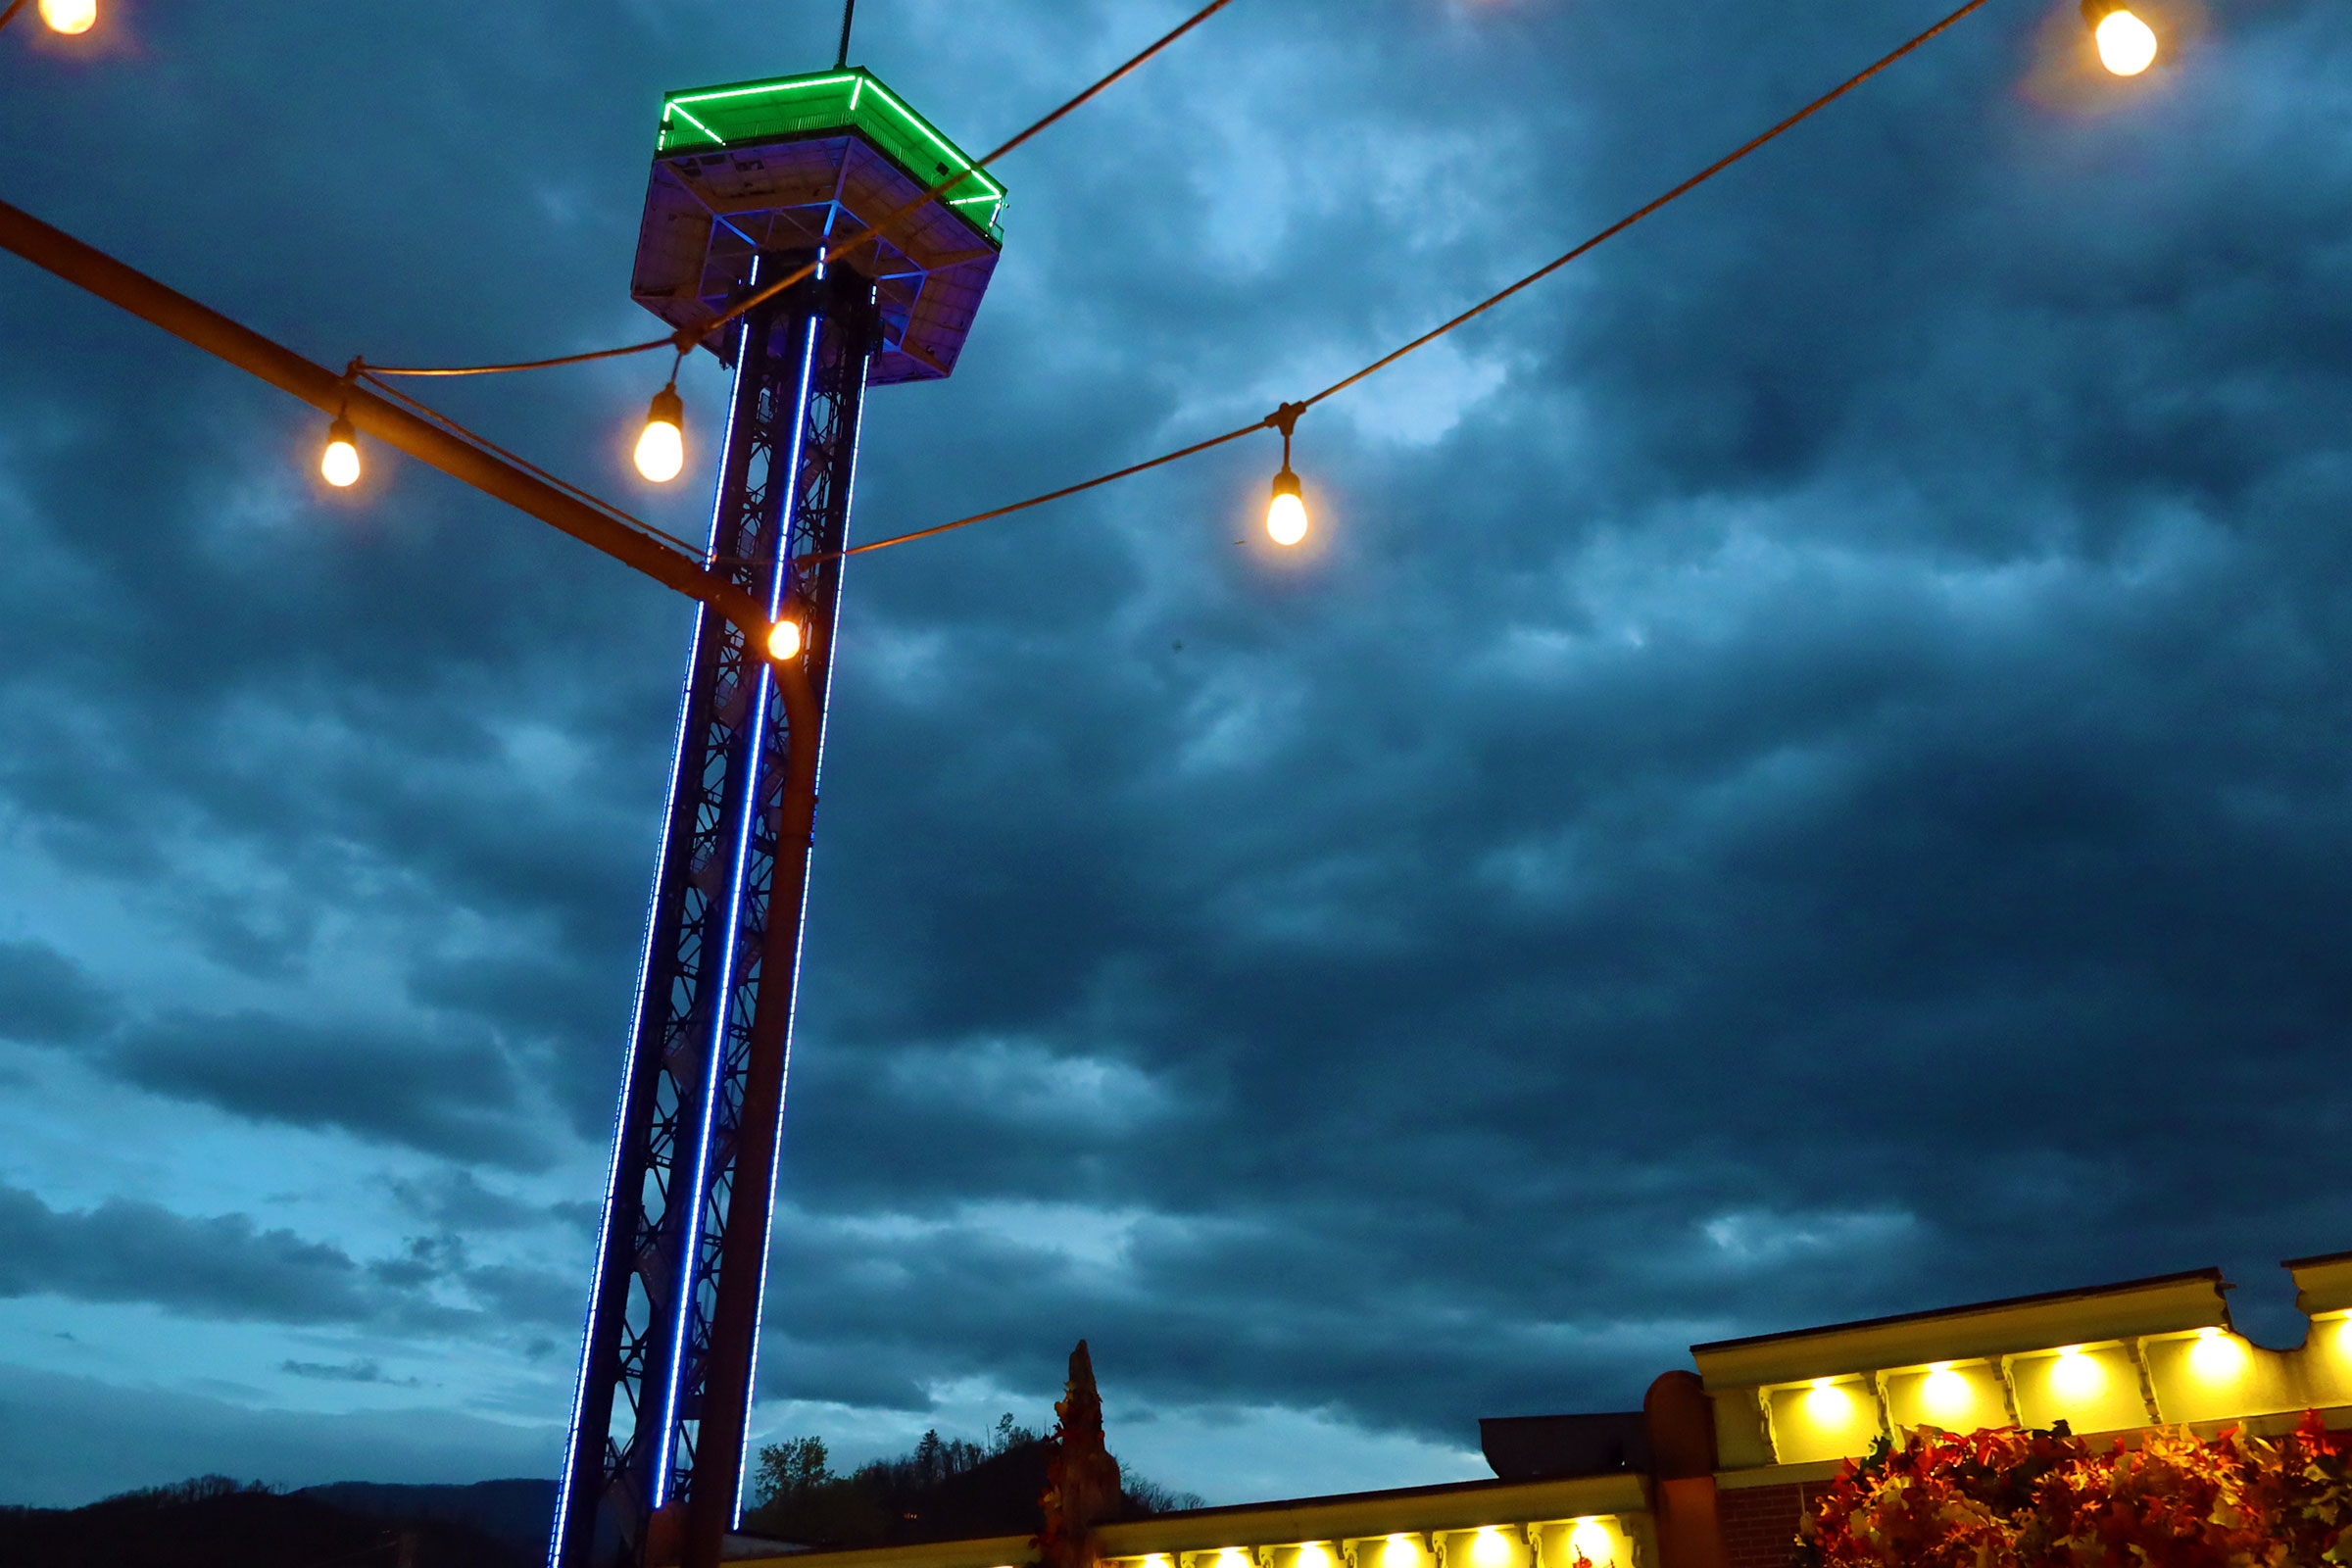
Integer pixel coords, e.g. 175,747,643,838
553,65,1004,1568
632,67,1004,383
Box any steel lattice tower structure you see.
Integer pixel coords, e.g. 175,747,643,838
552,65,1005,1568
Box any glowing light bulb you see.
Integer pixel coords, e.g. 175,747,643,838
767,618,803,661
2090,5,2157,75
2051,1347,2104,1400
38,0,96,33
635,383,685,482
1471,1529,1510,1568
2188,1327,2247,1381
1267,467,1307,546
320,416,361,488
1803,1378,1853,1423
1567,1520,1615,1567
1921,1363,1972,1418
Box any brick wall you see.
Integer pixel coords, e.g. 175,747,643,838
1716,1481,1831,1568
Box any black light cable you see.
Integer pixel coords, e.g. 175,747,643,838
827,0,1995,562
352,369,708,560
357,0,1238,381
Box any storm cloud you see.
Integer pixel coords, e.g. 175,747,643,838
2,0,2349,1511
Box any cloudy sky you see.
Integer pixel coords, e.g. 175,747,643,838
2,0,2349,1517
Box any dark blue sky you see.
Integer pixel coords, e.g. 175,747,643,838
2,0,2348,1513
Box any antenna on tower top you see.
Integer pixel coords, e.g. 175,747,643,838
836,0,857,67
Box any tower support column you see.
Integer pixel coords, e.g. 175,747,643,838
552,261,877,1568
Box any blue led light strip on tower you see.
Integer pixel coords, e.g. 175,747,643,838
553,251,880,1568
550,306,760,1568
652,313,821,1509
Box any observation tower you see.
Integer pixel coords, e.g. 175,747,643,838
552,64,1005,1568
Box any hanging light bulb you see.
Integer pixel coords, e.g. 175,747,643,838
2082,0,2157,75
1263,401,1310,547
635,382,685,483
320,414,361,488
37,0,97,33
1267,467,1307,547
766,616,804,662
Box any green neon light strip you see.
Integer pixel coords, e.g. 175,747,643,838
654,68,1005,229
858,77,1004,199
663,101,723,147
671,73,858,109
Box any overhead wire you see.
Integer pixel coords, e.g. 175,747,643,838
359,0,1236,380
703,0,1237,339
355,368,709,562
360,339,669,378
827,0,1993,563
1298,0,1990,414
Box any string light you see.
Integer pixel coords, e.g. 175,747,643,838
1268,469,1306,546
696,0,1236,345
2082,0,2157,75
355,368,708,561
37,0,95,33
300,0,2011,588
635,381,685,483
350,0,1238,386
320,0,2006,584
1265,402,1309,547
827,0,1996,565
320,414,361,488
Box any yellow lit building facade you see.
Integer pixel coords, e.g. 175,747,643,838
740,1250,2352,1568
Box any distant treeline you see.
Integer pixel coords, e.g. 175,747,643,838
746,1414,1202,1548
0,1420,1200,1563
0,1474,537,1568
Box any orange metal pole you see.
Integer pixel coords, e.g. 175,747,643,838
0,192,780,650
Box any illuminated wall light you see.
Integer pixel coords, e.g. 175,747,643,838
1296,1546,1331,1568
1219,1550,1250,1568
1803,1377,1855,1424
2050,1347,2106,1401
2188,1327,2249,1381
1470,1528,1511,1568
1382,1537,1419,1568
1566,1519,1616,1567
1920,1362,1973,1419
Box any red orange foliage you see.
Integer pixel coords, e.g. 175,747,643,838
1794,1413,2352,1567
